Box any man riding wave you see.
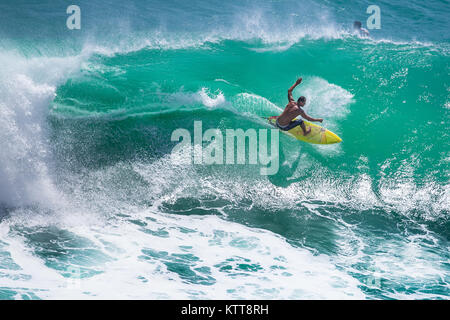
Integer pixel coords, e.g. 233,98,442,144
276,77,323,136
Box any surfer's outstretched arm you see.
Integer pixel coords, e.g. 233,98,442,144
288,77,302,102
299,110,323,123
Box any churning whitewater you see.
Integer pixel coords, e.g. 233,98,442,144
0,0,448,299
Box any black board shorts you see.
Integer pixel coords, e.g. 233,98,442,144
276,118,304,131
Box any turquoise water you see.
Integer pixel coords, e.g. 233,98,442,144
0,0,449,299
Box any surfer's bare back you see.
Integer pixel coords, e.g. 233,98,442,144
275,77,323,136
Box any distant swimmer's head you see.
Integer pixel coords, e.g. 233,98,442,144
353,20,370,37
297,96,306,107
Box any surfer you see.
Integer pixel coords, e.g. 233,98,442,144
275,77,323,136
353,21,370,37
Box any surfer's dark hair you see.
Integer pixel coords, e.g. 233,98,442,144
354,21,362,29
297,96,306,104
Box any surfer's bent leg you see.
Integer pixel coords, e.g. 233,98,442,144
277,119,303,131
288,119,311,136
289,119,311,135
299,120,311,136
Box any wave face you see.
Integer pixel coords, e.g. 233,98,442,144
0,0,449,299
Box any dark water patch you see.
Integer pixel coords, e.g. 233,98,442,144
214,256,264,276
140,226,170,238
0,288,41,300
140,248,216,286
48,107,241,171
13,226,113,278
0,204,12,222
159,196,227,216
225,204,339,255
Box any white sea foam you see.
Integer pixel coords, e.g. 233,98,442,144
0,108,446,299
297,77,354,120
0,52,85,207
1,148,447,299
169,88,227,109
0,207,365,299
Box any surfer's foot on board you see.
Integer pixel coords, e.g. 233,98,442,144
303,127,311,136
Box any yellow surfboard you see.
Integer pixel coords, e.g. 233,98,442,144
268,116,342,144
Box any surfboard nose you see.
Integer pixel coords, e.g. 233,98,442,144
327,133,342,144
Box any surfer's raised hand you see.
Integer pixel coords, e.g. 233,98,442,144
317,118,323,123
288,77,303,101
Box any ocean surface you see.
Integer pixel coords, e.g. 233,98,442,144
0,0,449,299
